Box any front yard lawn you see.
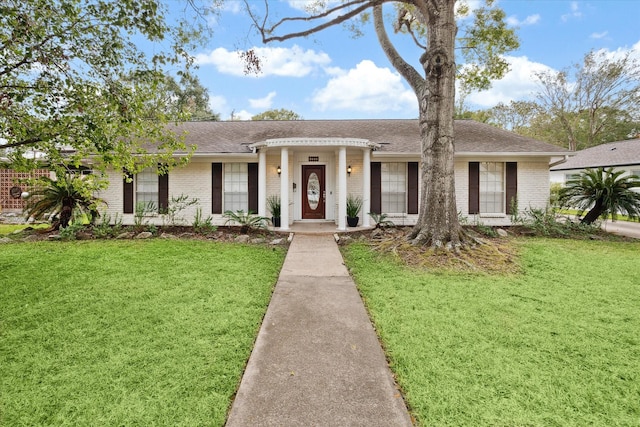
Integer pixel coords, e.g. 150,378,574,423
0,240,285,426
343,238,640,426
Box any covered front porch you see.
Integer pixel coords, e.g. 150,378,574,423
269,220,375,235
251,138,380,231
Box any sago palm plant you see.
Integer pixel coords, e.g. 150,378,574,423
223,210,268,234
558,167,640,224
24,174,106,229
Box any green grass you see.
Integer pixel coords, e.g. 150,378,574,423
0,223,48,235
343,239,640,426
0,240,286,426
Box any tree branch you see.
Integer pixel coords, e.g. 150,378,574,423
373,4,424,94
0,137,46,149
247,0,390,44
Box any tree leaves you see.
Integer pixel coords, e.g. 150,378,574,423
1,0,212,180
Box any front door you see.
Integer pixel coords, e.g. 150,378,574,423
302,165,325,219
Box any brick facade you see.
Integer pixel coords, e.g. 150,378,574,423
0,169,50,212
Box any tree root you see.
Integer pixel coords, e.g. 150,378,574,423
368,227,519,274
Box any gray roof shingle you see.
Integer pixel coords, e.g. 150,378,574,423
169,119,568,155
551,138,640,171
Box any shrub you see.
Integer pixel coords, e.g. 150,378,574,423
223,210,268,234
134,201,157,231
96,212,123,238
162,195,199,226
193,207,217,234
58,220,86,241
522,206,600,237
368,212,395,229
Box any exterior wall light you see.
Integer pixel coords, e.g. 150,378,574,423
347,165,352,176
277,166,281,176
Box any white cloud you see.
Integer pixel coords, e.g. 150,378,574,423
590,31,609,40
222,1,242,14
208,94,228,115
249,91,277,109
311,60,416,113
467,40,640,109
596,39,640,62
561,1,582,22
230,110,253,121
208,95,253,120
466,55,555,107
286,0,341,14
195,45,331,78
506,14,541,27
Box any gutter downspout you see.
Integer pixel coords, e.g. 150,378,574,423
550,155,569,169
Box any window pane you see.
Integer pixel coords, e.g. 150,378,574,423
136,167,158,211
224,163,248,212
479,162,504,213
381,162,406,213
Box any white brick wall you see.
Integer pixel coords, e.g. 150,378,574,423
97,156,553,228
99,169,125,223
517,161,551,213
455,159,550,226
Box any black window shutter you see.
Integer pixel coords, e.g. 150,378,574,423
407,162,419,214
370,162,381,214
212,163,223,214
158,172,169,213
248,163,258,214
505,162,518,215
468,162,480,215
123,171,134,214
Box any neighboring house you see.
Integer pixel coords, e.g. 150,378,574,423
550,138,640,185
0,168,50,213
99,119,568,230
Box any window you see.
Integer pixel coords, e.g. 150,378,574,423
224,163,248,212
381,162,406,213
123,167,168,214
136,167,159,210
565,173,579,182
480,162,504,213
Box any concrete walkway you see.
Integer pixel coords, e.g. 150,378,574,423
226,234,412,426
602,219,640,239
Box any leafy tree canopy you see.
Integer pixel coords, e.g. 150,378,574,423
533,50,640,150
251,109,302,121
1,0,214,176
152,72,220,122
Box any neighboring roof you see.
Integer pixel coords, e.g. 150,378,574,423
551,138,640,171
169,119,568,156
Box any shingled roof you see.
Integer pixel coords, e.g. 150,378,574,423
169,119,567,156
551,138,640,171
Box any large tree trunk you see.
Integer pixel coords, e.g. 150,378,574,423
408,1,463,249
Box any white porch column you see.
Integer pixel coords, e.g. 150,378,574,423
280,147,290,230
258,149,267,217
338,146,347,231
362,148,371,227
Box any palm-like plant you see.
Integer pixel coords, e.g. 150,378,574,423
24,174,106,229
558,167,640,224
223,210,268,234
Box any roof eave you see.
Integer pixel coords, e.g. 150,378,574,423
455,151,572,157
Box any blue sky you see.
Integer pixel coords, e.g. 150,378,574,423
184,1,640,120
